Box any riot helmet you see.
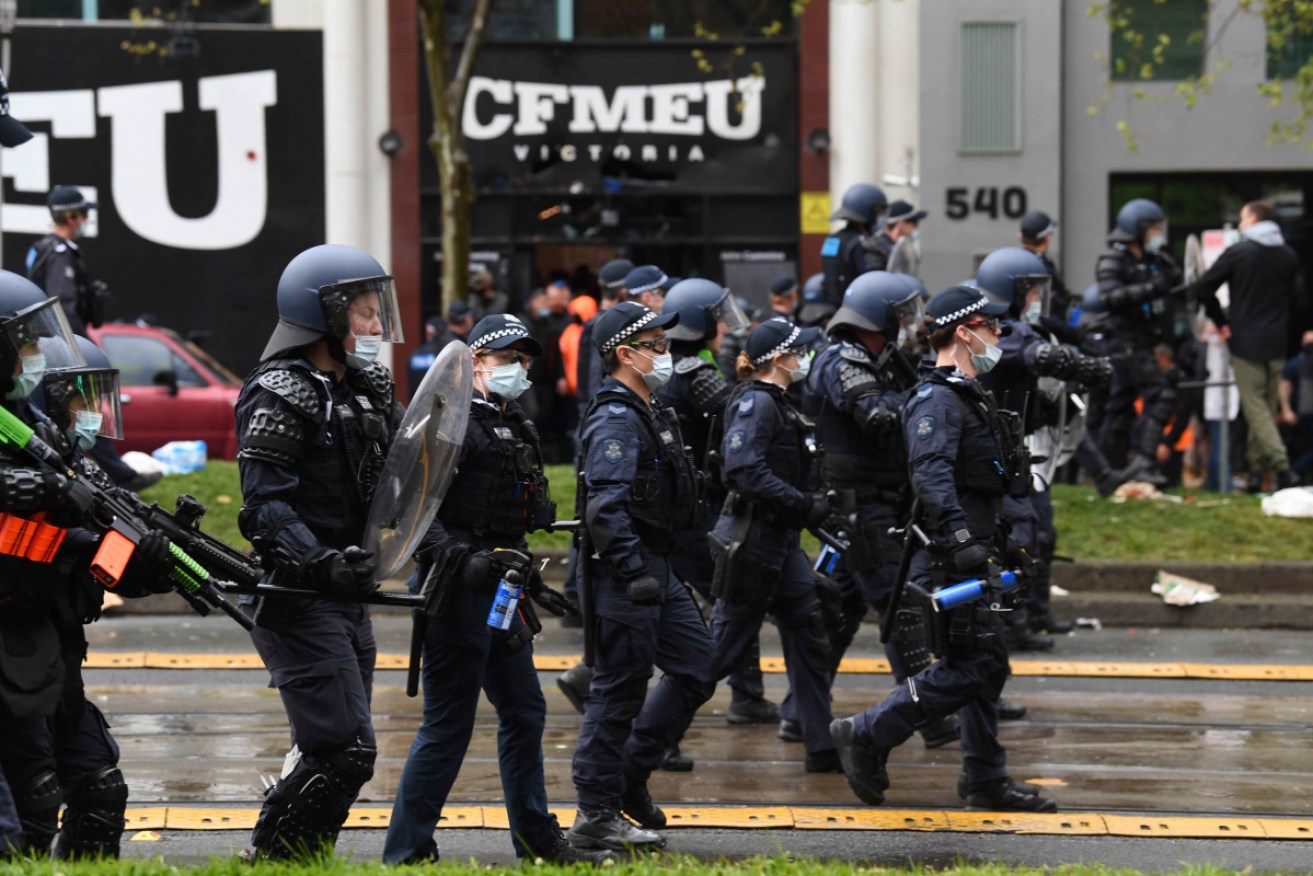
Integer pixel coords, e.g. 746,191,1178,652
830,183,889,227
976,246,1052,320
1114,198,1167,247
262,244,403,362
0,271,85,400
662,278,751,342
826,270,923,344
42,334,123,441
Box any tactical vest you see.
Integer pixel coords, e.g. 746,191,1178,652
582,389,702,536
438,401,554,537
726,381,818,497
249,358,396,547
813,343,910,493
923,371,1029,500
820,227,864,305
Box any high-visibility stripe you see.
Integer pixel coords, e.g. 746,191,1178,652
116,806,1313,839
84,652,1313,681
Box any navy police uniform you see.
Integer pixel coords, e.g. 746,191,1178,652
821,227,888,306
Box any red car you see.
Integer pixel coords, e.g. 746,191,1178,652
88,323,242,460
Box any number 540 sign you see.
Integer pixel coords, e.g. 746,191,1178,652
945,187,1028,221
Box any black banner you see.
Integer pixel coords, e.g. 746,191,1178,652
4,25,325,374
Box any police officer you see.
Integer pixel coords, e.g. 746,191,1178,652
574,259,633,435
384,315,608,865
234,245,402,860
976,248,1114,642
880,200,927,277
709,317,838,771
26,187,109,338
830,285,1057,813
797,273,836,330
1091,198,1184,478
1018,211,1075,337
406,302,472,400
821,184,889,305
797,271,959,748
625,265,668,312
568,302,716,852
661,279,776,727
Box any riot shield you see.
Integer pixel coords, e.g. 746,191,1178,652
1026,375,1086,488
363,342,473,579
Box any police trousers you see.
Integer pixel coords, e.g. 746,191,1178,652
572,553,716,813
711,545,832,754
384,580,554,863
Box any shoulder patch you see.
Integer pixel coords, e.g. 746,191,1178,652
917,384,933,398
839,342,871,364
737,395,755,416
257,369,322,419
821,236,841,258
914,415,936,440
674,356,709,375
728,429,746,452
602,437,625,463
607,401,628,417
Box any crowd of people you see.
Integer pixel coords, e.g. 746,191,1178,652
1,83,1308,865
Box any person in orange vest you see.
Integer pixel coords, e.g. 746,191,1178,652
560,294,598,399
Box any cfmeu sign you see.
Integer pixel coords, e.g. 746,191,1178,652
11,71,276,250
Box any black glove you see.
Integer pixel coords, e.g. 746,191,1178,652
1074,355,1114,389
1150,269,1175,296
948,539,993,576
316,546,379,600
801,492,833,529
527,567,578,617
121,531,176,594
460,550,496,588
623,571,664,606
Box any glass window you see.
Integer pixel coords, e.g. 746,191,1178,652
1267,25,1313,81
18,0,80,18
574,0,795,41
94,1,271,24
1110,0,1208,82
444,0,557,40
959,22,1021,154
100,335,206,388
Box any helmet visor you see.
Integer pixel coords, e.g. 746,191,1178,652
44,368,123,438
1014,275,1052,319
890,292,926,344
320,276,404,343
4,298,86,368
710,290,751,336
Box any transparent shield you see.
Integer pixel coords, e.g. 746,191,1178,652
890,291,925,350
363,341,473,579
44,369,124,438
1015,275,1052,319
3,298,86,367
711,289,751,336
1026,378,1086,487
320,276,404,343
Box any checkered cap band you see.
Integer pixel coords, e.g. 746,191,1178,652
471,326,530,348
752,325,803,367
601,309,659,353
932,296,987,328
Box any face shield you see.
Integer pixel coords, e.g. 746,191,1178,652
1142,219,1169,253
43,368,124,438
890,292,926,350
320,276,404,344
2,298,87,369
709,289,751,336
1014,275,1052,323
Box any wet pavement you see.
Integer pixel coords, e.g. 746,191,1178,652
82,614,1313,868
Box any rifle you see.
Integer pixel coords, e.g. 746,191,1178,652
0,404,254,630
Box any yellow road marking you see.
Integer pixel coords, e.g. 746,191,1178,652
88,652,1313,681
123,806,1313,840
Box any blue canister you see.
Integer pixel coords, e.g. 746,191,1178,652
486,570,524,631
813,543,841,576
931,570,1019,611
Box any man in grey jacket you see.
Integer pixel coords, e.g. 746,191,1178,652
1194,201,1305,490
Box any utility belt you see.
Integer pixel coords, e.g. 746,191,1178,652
924,601,999,657
706,500,779,607
0,512,67,565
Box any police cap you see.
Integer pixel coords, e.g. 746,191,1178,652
593,301,679,353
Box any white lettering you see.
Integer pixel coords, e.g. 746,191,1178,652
641,144,657,161
613,144,631,161
568,85,648,134
513,144,530,161
704,76,765,141
648,83,703,136
588,144,603,161
98,70,276,250
561,143,577,162
462,76,514,140
512,81,570,136
4,90,99,236
689,144,706,161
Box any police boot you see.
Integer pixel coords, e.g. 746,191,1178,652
1126,453,1168,488
963,777,1057,812
829,718,889,806
777,718,803,743
919,713,961,749
621,772,666,829
536,824,616,865
956,773,1042,801
54,766,129,859
566,810,666,853
556,662,594,716
727,689,781,725
997,698,1027,721
804,749,843,773
657,745,694,772
1004,617,1054,652
16,771,62,856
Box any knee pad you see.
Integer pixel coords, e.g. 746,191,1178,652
15,770,62,856
54,766,128,860
249,739,376,860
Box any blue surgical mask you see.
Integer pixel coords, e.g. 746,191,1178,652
486,362,532,400
6,352,46,399
1145,233,1167,254
787,352,812,384
632,351,673,390
346,334,383,369
966,330,1002,375
1022,301,1043,325
71,410,103,452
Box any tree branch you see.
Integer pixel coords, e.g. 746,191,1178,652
449,0,496,127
